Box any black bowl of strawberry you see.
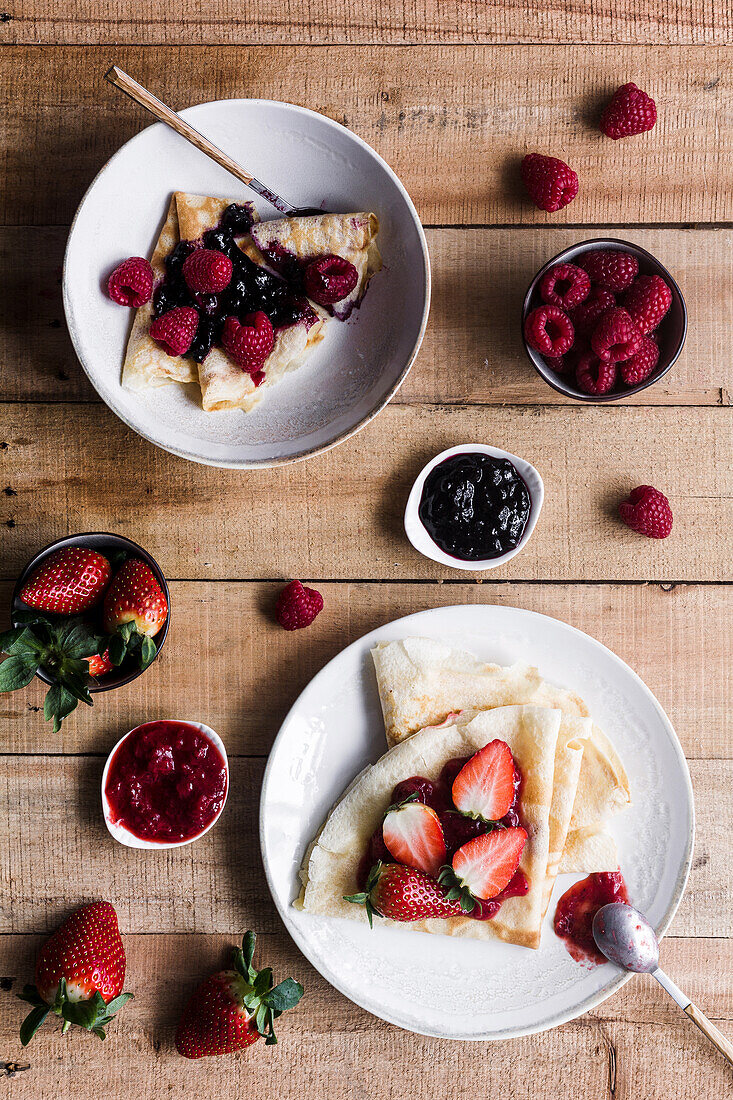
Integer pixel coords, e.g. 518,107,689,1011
5,533,170,730
521,238,687,402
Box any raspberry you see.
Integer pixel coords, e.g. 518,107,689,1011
620,335,660,386
222,312,275,374
521,154,579,213
578,250,639,291
543,354,569,374
570,286,616,336
107,257,153,307
591,307,642,363
524,305,574,357
149,306,199,356
539,263,591,309
619,485,672,539
275,580,324,630
304,255,358,305
600,83,657,140
182,248,233,294
575,352,617,395
624,275,672,335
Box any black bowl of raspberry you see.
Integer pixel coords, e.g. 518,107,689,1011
521,238,687,402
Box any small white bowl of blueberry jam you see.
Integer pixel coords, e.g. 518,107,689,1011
404,444,544,571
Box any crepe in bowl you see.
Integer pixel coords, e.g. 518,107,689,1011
300,705,566,949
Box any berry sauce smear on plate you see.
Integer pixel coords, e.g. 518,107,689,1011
105,720,228,843
418,452,531,561
554,871,630,966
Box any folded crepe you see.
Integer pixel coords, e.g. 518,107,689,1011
241,212,382,319
300,705,566,948
371,638,630,874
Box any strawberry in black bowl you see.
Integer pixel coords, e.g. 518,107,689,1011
1,533,170,730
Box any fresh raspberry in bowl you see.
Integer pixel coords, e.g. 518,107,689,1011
521,238,686,401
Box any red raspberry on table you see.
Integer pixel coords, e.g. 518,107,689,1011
524,305,574,357
591,307,642,363
600,83,657,140
149,306,199,356
620,335,660,386
304,255,358,305
575,352,617,395
182,248,234,294
619,485,672,538
521,154,579,213
275,580,324,630
539,263,591,310
570,286,616,336
624,274,673,334
107,257,154,307
222,312,275,374
578,250,639,292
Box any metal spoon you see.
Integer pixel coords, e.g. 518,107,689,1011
104,67,322,217
593,902,733,1066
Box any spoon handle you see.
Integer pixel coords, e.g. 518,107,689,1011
653,968,733,1066
684,1002,733,1067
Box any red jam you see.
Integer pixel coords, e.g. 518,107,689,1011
554,871,630,966
357,753,527,920
105,720,228,843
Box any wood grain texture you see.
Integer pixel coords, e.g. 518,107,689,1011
1,46,730,226
2,0,730,44
1,404,730,582
0,755,723,936
3,226,731,406
1,933,733,1099
0,581,729,759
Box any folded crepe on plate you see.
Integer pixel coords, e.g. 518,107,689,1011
300,705,569,950
371,637,630,873
241,212,382,320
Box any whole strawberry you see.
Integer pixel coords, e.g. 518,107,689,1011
18,901,131,1045
345,861,466,925
619,485,673,538
275,580,323,631
222,312,275,374
175,931,303,1058
521,154,579,213
304,255,358,306
103,558,168,669
20,547,111,615
600,83,657,139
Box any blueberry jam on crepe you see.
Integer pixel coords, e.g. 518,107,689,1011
419,452,531,561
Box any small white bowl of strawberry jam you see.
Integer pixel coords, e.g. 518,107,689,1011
102,719,228,849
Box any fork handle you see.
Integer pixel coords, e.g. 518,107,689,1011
104,66,254,187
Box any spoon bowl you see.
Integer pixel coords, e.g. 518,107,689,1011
593,903,660,972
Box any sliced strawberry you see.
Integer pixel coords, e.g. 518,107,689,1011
382,802,446,877
441,826,528,904
451,739,516,822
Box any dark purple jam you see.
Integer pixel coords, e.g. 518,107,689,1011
418,453,531,561
151,203,317,363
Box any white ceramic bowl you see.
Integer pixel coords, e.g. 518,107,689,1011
404,443,544,571
63,98,431,468
101,720,229,849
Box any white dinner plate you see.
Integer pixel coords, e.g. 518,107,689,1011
63,99,430,468
260,604,694,1040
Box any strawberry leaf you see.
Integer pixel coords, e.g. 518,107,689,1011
19,1005,51,1047
108,633,127,667
0,653,40,692
44,684,79,732
139,635,157,669
263,978,304,1014
59,623,105,660
0,627,44,656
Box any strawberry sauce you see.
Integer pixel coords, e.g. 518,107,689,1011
554,871,630,966
105,721,227,843
357,754,527,920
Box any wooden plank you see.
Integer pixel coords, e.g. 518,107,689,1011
3,226,731,407
1,404,730,583
0,933,733,1100
2,0,730,45
0,581,729,760
0,755,724,936
1,46,731,226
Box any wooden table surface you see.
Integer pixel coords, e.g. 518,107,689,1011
1,4,732,1096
